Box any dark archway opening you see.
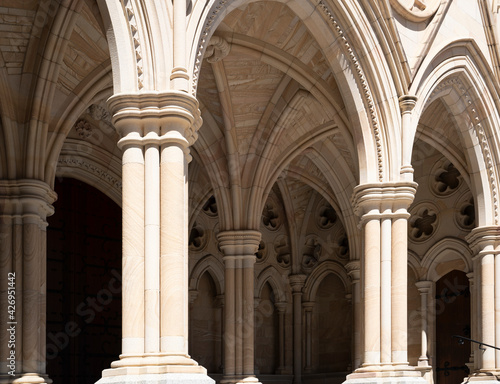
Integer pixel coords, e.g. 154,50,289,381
435,270,470,384
47,178,122,384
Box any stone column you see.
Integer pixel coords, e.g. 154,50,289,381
346,182,425,384
302,302,314,373
217,230,261,384
466,272,476,372
415,281,432,368
97,92,212,384
466,227,500,380
0,180,56,384
289,275,306,384
346,261,362,370
275,302,287,374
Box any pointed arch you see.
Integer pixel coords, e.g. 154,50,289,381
411,40,500,226
303,260,350,302
255,266,289,303
189,254,225,295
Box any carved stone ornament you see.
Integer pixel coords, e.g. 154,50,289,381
262,201,281,231
274,235,290,267
390,0,440,22
202,195,218,217
409,205,438,242
431,160,462,197
302,237,321,272
317,203,337,229
189,221,208,252
256,240,267,262
74,119,93,139
455,196,475,230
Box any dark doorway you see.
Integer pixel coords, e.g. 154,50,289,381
46,178,122,384
435,270,470,384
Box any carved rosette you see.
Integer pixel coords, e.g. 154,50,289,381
273,235,290,268
262,200,281,231
189,221,208,252
301,236,322,272
455,194,475,230
202,195,218,217
75,119,93,139
317,202,337,229
430,160,462,197
409,203,439,242
256,240,267,263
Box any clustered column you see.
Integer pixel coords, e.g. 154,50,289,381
348,182,424,383
467,226,500,378
217,230,261,384
97,92,212,384
0,180,56,384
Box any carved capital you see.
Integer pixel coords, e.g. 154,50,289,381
399,95,418,114
352,181,417,219
289,274,307,292
466,226,500,255
0,179,57,227
107,91,202,152
217,230,261,258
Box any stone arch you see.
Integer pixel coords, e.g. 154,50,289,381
56,139,122,207
420,237,473,282
256,266,289,304
189,0,397,184
189,254,225,295
411,41,500,227
303,260,351,302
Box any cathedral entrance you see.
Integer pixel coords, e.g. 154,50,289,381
435,270,470,384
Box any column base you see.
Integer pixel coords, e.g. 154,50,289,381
96,355,214,384
221,375,261,384
463,372,500,383
96,373,215,384
0,374,52,384
344,366,427,384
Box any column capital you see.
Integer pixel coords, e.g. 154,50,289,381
415,280,432,294
107,91,202,149
399,95,418,113
302,301,315,311
346,260,361,281
217,230,261,257
275,302,287,313
466,226,500,254
351,181,417,219
289,274,307,292
0,179,57,224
